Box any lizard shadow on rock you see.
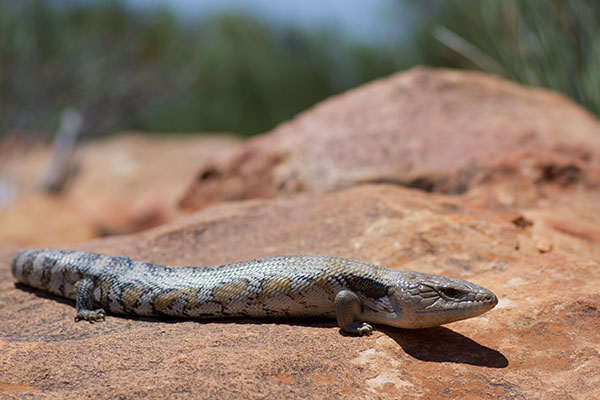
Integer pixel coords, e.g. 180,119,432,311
15,283,77,307
380,326,509,368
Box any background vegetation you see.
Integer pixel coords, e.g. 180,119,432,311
1,0,598,138
434,0,600,116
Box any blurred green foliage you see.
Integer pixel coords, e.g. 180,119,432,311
431,0,600,116
1,0,599,138
0,0,410,137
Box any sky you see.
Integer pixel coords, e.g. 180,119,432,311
124,0,411,45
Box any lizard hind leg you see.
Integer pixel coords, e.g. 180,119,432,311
74,277,106,323
334,290,372,336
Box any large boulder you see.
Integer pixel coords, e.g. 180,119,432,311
180,67,600,210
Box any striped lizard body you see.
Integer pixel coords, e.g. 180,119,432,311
11,249,498,335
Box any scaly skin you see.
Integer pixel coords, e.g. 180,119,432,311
11,249,498,335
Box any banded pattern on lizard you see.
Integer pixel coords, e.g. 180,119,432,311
11,249,497,335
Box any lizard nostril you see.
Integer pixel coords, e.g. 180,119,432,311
482,293,498,305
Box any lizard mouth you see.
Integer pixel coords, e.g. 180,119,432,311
413,289,498,315
414,301,496,315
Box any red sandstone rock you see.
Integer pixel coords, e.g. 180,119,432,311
0,133,240,245
0,195,98,246
457,149,600,261
179,67,600,210
2,68,600,399
1,185,599,399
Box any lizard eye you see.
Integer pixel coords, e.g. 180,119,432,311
439,287,465,299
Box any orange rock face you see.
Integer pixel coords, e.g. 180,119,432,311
0,133,241,245
179,67,600,210
1,68,600,399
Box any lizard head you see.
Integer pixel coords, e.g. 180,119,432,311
382,271,498,329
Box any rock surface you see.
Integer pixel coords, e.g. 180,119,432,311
2,185,599,399
0,133,240,245
180,67,600,210
459,149,600,262
2,68,600,399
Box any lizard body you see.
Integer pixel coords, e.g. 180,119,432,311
11,249,497,335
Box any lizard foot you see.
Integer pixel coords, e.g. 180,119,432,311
75,309,106,323
342,322,373,336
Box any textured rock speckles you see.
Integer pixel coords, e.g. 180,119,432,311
2,185,600,398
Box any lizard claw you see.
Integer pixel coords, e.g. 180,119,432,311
75,309,106,323
342,322,373,336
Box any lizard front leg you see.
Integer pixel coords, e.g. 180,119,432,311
74,277,106,322
334,290,373,336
